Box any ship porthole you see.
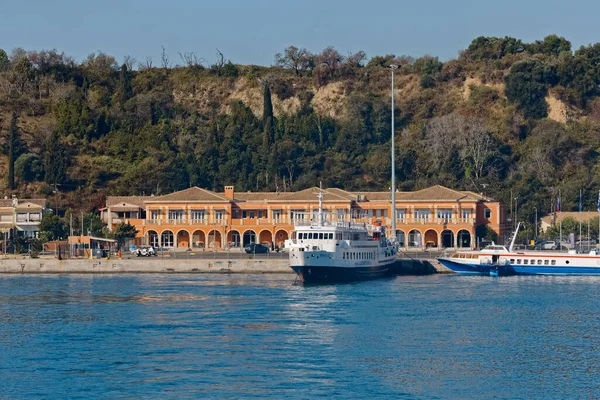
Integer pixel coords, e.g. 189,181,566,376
565,260,570,264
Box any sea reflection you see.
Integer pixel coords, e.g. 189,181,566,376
1,274,600,399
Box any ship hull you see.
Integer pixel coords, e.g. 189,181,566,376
292,263,392,283
438,258,600,276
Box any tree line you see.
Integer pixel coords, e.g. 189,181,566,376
1,35,600,245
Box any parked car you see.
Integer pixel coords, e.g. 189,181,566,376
131,245,157,257
536,240,557,250
576,239,597,245
244,243,269,254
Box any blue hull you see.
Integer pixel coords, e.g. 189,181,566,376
438,258,600,276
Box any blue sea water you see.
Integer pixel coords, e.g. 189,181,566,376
1,273,600,399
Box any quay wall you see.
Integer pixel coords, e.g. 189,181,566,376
0,258,450,274
0,258,292,274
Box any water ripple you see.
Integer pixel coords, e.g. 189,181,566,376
1,274,600,399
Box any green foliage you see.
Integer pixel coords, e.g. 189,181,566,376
53,93,95,140
4,36,600,232
44,131,70,185
6,112,26,190
117,63,133,105
111,222,138,248
366,54,396,68
528,35,571,55
0,49,8,72
477,225,499,242
14,153,44,182
504,59,550,119
39,213,67,241
466,36,525,60
78,212,108,236
221,61,239,77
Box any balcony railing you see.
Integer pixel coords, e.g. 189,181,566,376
145,218,226,226
134,216,476,228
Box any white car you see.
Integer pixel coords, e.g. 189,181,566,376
540,241,557,250
132,246,157,257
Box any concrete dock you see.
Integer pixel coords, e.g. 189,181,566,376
0,257,449,274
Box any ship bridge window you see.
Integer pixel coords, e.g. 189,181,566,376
319,233,324,239
309,233,313,239
551,260,556,265
516,259,521,264
510,259,515,264
537,260,542,265
523,260,528,265
544,260,549,265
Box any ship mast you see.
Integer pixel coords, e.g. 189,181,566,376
390,64,398,242
318,181,324,226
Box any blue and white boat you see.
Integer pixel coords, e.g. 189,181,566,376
438,223,600,276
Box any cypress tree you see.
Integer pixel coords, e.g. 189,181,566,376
7,112,25,190
118,64,132,105
262,83,274,146
44,131,69,185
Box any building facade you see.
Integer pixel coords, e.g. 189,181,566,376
0,197,48,239
100,185,506,250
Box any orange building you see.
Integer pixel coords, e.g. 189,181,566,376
100,185,506,250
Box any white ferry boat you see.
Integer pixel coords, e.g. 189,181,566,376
285,191,397,283
438,223,600,276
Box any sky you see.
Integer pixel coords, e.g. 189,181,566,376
2,0,600,67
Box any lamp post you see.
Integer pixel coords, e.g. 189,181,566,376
514,197,519,230
534,207,538,240
390,64,398,242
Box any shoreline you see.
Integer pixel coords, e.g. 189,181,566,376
0,258,292,274
0,257,447,274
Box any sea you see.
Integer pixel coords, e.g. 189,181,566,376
1,273,599,399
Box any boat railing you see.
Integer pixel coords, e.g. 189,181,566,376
294,219,368,230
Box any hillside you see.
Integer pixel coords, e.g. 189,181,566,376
2,35,600,234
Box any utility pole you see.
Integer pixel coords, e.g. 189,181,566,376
514,197,519,232
390,64,398,243
534,207,538,240
69,213,73,259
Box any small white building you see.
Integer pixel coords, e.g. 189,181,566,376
0,196,48,239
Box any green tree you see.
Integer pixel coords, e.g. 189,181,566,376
466,36,525,60
44,131,70,185
7,112,26,190
0,49,9,72
77,212,108,236
14,153,44,182
504,59,550,119
529,35,571,55
111,222,138,249
117,63,133,105
39,214,67,241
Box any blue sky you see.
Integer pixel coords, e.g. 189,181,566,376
1,0,600,67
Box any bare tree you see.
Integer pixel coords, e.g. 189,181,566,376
123,55,137,71
317,46,343,79
426,113,498,181
274,46,312,76
139,56,153,70
212,49,225,75
178,51,204,68
160,46,170,69
345,50,367,68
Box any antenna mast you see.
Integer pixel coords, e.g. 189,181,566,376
318,181,324,226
